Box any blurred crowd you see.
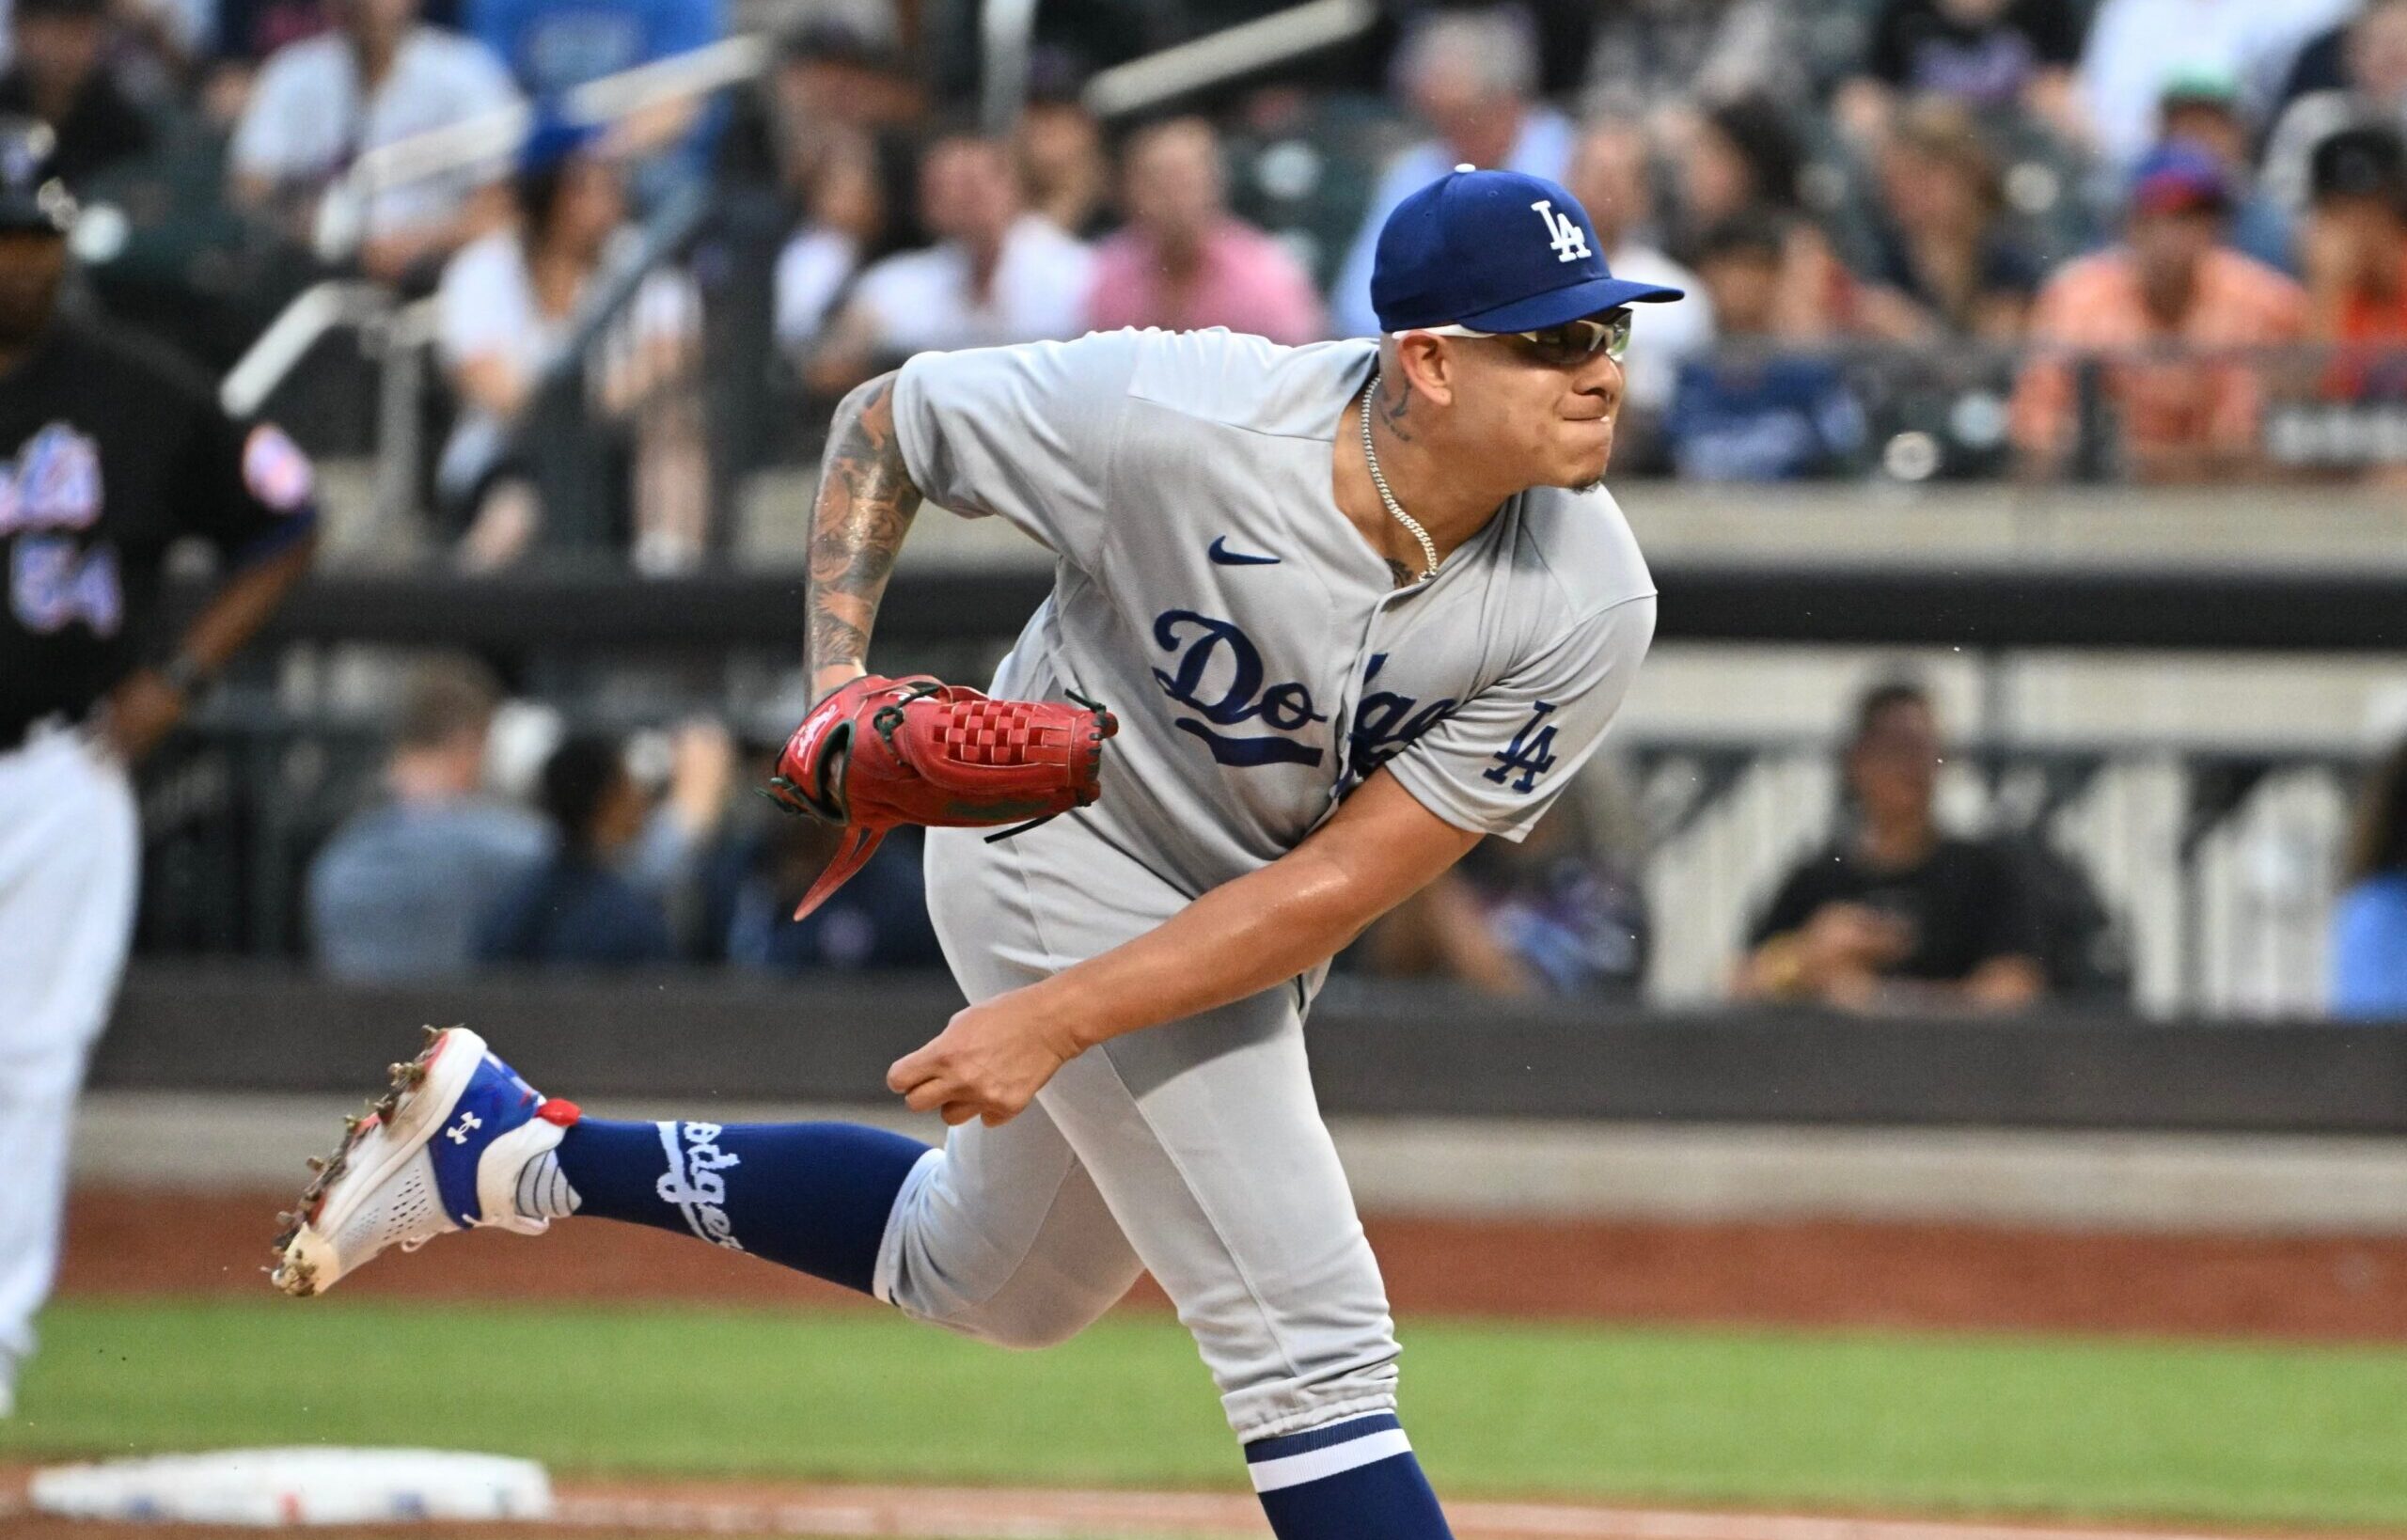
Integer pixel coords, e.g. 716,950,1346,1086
752,0,2407,490
305,658,945,978
16,0,2405,1014
293,654,2407,1021
12,0,2407,568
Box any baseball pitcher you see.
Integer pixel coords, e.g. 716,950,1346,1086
275,166,1674,1539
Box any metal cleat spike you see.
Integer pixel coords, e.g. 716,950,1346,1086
422,1024,441,1045
307,1155,326,1173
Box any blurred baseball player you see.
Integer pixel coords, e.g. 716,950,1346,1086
0,118,319,1416
275,166,1671,1539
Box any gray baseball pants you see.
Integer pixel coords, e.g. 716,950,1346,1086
873,819,1400,1443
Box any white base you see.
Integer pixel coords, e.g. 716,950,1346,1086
29,1447,553,1524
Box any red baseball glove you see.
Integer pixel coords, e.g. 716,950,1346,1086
763,674,1116,919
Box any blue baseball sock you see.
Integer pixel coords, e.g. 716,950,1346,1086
538,1116,930,1296
1247,1414,1454,1539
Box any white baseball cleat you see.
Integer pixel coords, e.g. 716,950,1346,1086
271,1026,580,1298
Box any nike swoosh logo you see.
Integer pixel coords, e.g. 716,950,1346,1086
1208,537,1281,566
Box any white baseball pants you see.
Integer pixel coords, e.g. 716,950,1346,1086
0,726,138,1383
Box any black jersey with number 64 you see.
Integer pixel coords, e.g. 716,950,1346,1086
0,320,316,739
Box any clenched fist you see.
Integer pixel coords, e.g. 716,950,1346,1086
887,991,1092,1128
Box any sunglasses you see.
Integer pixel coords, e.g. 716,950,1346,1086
1410,308,1634,367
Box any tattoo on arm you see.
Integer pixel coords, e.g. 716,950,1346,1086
1375,373,1414,443
806,373,923,688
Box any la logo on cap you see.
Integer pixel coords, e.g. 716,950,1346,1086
1531,200,1590,263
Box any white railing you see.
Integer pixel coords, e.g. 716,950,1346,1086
1083,0,1378,119
220,282,394,418
1629,737,2363,1017
315,34,770,264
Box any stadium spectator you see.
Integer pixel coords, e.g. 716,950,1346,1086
1736,681,2046,1012
1671,93,1802,246
0,0,152,190
1328,8,1572,339
1838,0,2085,144
307,658,548,982
1670,95,1849,340
1579,0,1801,129
1356,795,1648,998
436,123,705,573
2155,68,2299,273
1560,115,1713,419
2302,124,2407,412
468,0,716,101
1015,56,1110,241
476,734,676,967
704,816,942,971
465,0,722,169
213,0,335,72
228,0,521,286
763,20,920,358
2076,0,2354,168
746,0,892,42
1664,213,1866,481
2010,140,2308,480
1083,116,1323,344
766,18,923,244
2332,734,2407,1018
2268,0,2395,118
2263,0,2407,212
802,126,1091,396
2305,125,2407,338
771,121,883,356
1856,97,2043,342
18,0,211,86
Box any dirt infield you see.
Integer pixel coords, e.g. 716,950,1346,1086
60,1187,2407,1339
8,1470,2403,1540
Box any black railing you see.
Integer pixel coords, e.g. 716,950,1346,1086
96,962,2407,1132
168,560,2407,655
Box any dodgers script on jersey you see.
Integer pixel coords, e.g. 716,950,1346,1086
891,324,1658,904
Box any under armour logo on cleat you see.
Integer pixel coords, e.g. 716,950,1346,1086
445,1112,483,1145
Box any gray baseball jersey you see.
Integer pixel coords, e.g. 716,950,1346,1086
873,325,1657,1447
891,325,1658,904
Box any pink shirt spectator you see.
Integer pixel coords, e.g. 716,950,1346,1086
1085,219,1326,345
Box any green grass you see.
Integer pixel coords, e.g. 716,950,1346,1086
6,1298,2407,1529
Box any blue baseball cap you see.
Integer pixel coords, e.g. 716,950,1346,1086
1370,165,1684,333
2128,139,2230,216
517,110,606,179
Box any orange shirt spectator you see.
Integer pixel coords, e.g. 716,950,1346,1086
2306,128,2407,346
2012,142,2308,479
2302,126,2407,401
2339,285,2407,339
